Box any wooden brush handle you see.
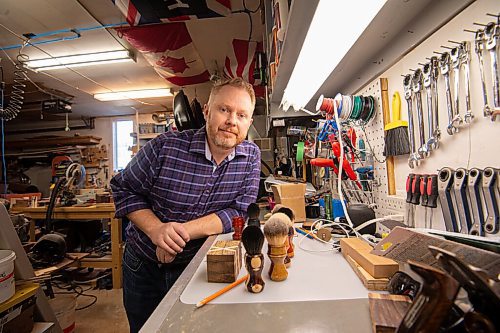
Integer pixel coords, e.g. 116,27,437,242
286,229,295,258
244,254,265,293
267,245,288,281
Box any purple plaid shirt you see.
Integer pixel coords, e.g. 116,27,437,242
111,126,261,263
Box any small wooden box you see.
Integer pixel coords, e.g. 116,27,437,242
206,240,242,283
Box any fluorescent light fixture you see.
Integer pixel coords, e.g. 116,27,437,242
94,88,173,101
24,50,134,71
281,0,386,112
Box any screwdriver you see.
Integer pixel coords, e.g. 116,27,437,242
411,174,422,205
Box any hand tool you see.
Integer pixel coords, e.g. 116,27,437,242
426,174,438,229
412,69,429,158
330,137,362,189
420,174,429,228
450,46,464,128
384,91,410,156
482,167,499,234
439,53,459,135
437,168,459,232
403,74,419,168
396,260,460,333
410,174,422,206
310,158,358,203
422,61,438,151
484,22,499,116
405,174,416,227
467,168,484,236
460,41,474,124
474,29,492,117
429,246,500,332
453,168,472,234
347,128,356,162
430,57,441,140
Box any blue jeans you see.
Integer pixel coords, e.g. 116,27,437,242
122,244,187,333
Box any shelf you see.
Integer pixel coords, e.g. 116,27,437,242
0,283,39,314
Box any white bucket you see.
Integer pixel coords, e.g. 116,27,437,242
0,250,16,303
49,295,76,333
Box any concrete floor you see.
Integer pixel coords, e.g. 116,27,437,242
74,288,129,333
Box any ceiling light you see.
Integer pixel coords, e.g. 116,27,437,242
281,0,386,112
94,88,173,101
24,50,134,71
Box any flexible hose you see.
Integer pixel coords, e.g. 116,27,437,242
0,52,28,121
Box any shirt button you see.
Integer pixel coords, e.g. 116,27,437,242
205,189,209,194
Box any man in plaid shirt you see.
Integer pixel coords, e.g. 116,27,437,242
111,78,261,332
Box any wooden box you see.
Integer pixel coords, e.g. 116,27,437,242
206,240,242,283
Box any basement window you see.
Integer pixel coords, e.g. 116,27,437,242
113,120,134,171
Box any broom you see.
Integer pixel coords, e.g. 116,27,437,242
384,92,410,156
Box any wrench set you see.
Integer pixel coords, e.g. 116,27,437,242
402,20,500,169
437,167,499,236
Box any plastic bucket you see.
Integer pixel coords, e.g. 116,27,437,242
49,295,76,333
0,250,16,303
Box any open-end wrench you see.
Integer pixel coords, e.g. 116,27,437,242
482,167,499,234
422,61,438,151
450,46,464,128
484,22,499,116
474,29,492,117
453,168,472,234
430,57,441,142
460,41,474,124
439,53,459,135
412,69,429,158
437,167,458,232
403,74,419,169
467,168,484,236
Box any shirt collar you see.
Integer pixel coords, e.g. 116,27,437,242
188,125,249,160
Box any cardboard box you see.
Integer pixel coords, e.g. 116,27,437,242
206,240,242,283
271,183,307,222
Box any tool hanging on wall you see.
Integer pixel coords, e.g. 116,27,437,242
403,75,419,169
468,168,485,236
422,57,440,152
484,22,499,119
384,91,410,157
437,167,459,232
453,168,472,234
412,69,429,159
482,167,499,235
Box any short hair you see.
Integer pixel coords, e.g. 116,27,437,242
209,77,256,108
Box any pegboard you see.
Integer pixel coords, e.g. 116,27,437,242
351,0,499,232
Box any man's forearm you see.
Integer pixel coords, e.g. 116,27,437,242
183,213,223,240
127,209,223,240
126,209,163,239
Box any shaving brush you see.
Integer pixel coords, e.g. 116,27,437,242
247,203,261,227
272,206,296,260
241,225,265,293
263,213,290,281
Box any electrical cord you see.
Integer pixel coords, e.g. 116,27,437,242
52,280,97,311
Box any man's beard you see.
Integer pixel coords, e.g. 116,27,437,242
207,123,245,149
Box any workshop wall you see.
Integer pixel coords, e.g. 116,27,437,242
354,0,498,231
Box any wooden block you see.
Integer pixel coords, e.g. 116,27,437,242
368,293,411,333
206,240,242,283
340,238,399,278
343,254,388,291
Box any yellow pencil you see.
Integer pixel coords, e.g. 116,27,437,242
196,274,249,308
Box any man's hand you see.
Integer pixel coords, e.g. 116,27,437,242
156,246,176,263
148,222,190,256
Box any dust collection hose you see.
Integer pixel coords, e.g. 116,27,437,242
0,52,29,121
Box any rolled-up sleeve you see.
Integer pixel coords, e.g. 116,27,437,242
216,147,261,233
110,137,162,218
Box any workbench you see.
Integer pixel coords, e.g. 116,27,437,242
141,233,372,332
18,204,123,289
